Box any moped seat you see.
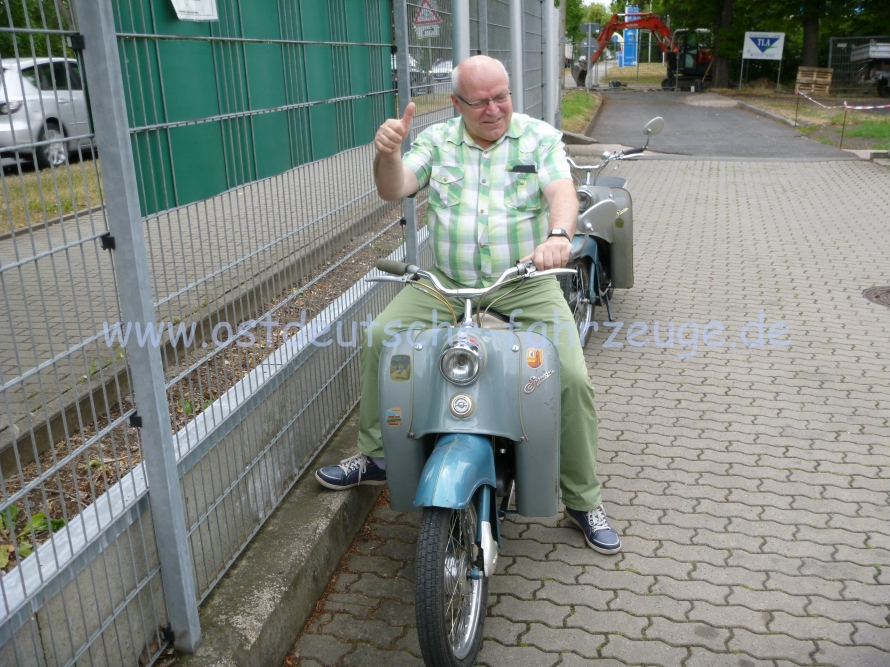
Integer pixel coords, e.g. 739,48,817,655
456,309,513,331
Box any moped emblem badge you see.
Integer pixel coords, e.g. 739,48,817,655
524,370,554,394
390,354,411,381
449,393,475,418
525,348,543,368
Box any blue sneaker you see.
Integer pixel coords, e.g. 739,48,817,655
564,505,621,554
315,453,387,490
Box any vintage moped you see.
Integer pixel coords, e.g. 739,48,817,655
560,116,665,346
369,257,596,667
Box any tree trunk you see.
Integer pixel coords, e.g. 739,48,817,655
801,0,820,67
711,0,735,88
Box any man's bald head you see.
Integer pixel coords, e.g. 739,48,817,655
451,55,510,96
450,56,514,149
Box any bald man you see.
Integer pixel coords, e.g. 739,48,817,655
316,56,620,555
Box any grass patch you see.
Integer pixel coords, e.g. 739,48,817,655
843,120,890,141
0,159,102,235
720,84,890,150
561,90,599,134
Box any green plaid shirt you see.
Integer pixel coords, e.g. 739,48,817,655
403,113,571,287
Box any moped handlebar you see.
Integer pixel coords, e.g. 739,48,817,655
622,147,645,156
371,259,575,299
375,259,420,276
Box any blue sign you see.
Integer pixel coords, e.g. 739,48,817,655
619,5,640,67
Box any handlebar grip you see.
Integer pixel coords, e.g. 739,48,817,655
623,147,645,156
376,259,419,276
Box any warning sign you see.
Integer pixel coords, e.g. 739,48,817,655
413,0,441,25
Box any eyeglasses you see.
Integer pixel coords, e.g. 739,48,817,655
455,91,511,110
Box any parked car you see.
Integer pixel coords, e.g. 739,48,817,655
391,54,431,95
431,58,452,81
0,57,92,169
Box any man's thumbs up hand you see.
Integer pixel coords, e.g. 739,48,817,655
375,102,416,155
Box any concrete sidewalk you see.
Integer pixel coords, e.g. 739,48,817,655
289,157,890,666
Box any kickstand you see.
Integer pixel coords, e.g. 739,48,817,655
604,292,614,322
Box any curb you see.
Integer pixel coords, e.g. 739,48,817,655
0,205,104,243
736,100,798,128
175,408,382,667
584,91,604,138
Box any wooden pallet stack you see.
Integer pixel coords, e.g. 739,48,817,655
796,67,833,95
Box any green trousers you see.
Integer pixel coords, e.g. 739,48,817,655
357,268,603,511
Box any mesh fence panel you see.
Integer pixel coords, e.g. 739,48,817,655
523,0,543,119
486,0,510,68
0,1,166,665
828,36,890,93
1,1,556,663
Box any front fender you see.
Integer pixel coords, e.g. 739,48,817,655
414,433,495,510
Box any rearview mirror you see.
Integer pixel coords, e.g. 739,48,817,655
644,117,664,136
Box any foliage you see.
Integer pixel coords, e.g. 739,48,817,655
585,3,613,26
566,0,588,42
659,0,890,77
0,0,75,60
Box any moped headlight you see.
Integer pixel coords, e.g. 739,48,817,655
439,339,482,385
577,190,592,213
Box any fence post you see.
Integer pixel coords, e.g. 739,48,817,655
74,0,202,653
542,0,558,126
479,0,489,56
393,0,419,265
510,0,525,112
453,0,471,63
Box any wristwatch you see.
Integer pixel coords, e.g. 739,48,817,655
547,228,572,242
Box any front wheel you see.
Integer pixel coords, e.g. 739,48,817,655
35,122,68,169
415,505,488,667
878,80,890,99
558,259,593,347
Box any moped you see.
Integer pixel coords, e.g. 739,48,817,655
370,257,598,667
560,116,665,346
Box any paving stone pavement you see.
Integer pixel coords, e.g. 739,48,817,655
289,158,890,667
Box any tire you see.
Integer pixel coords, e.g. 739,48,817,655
35,121,68,170
415,505,488,667
558,259,594,347
878,81,890,99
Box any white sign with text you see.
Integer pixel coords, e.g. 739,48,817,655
170,0,218,21
743,32,785,61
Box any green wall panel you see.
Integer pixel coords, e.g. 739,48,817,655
169,122,228,205
309,105,339,161
114,0,392,216
245,43,286,110
252,112,292,180
158,40,220,122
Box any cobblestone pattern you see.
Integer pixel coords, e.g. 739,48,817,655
288,159,890,666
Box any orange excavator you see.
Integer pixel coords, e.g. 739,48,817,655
582,13,714,89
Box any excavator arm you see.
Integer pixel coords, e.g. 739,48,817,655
585,13,675,66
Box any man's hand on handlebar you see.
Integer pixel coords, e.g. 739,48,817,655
521,236,572,272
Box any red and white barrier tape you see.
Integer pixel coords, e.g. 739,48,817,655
797,90,890,110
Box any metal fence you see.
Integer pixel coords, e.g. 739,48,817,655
828,35,890,93
0,0,558,665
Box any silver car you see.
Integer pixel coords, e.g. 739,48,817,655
0,57,92,169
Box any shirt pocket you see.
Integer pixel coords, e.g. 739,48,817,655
429,165,464,208
504,164,541,211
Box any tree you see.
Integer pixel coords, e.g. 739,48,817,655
585,3,612,26
565,0,588,42
0,0,73,60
